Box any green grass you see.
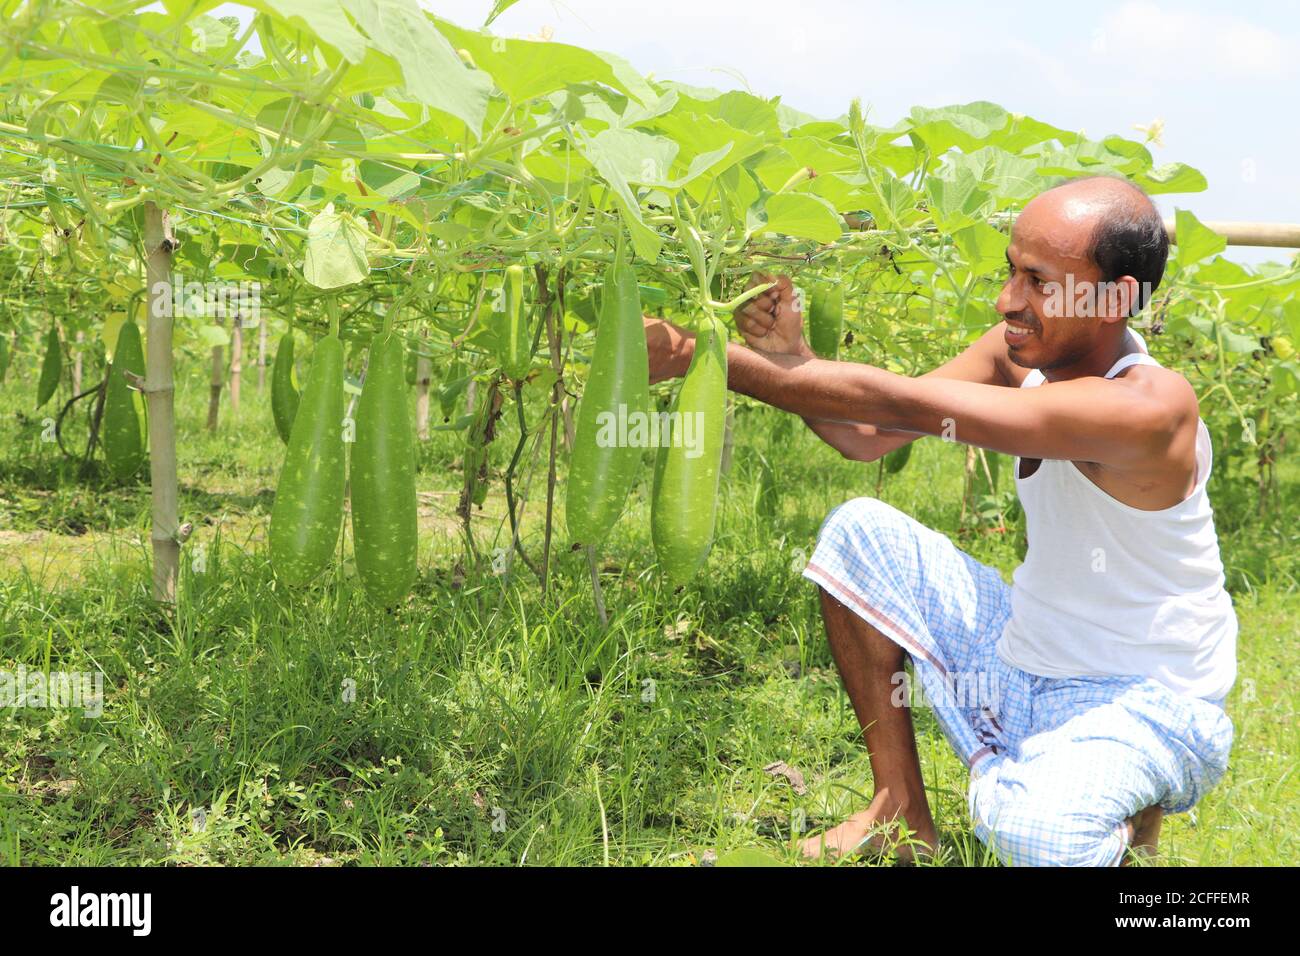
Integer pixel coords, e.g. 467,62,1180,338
0,354,1296,866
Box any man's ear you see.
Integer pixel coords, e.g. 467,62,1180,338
1100,275,1141,324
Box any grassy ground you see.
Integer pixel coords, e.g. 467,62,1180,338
0,353,1296,866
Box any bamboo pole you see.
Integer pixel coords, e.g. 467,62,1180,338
1164,220,1300,249
845,213,1300,248
143,203,181,603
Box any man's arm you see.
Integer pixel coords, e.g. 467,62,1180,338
721,271,1022,461
723,344,1191,466
648,315,1020,462
792,324,1021,461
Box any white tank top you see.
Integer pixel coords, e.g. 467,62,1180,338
995,331,1238,701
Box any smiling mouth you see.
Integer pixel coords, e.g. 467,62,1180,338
1006,323,1036,335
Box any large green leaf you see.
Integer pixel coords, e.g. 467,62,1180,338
303,203,372,289
951,147,1043,202
908,102,1009,154
1136,163,1207,195
570,130,662,262
860,169,921,230
953,222,1010,276
250,1,491,131
250,0,367,62
760,193,843,244
994,113,1080,153
926,164,992,231
436,20,654,107
577,128,678,186
1174,209,1227,269
650,111,769,176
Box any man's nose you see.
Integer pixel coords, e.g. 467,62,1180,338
996,278,1025,317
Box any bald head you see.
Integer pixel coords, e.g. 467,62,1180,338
1027,175,1169,316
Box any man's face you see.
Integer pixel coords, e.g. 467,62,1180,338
995,191,1110,370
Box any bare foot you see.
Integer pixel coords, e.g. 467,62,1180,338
800,789,939,864
1121,805,1164,866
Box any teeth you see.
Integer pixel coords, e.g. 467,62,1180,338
1007,325,1033,334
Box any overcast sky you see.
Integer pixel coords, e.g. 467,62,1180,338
424,0,1299,265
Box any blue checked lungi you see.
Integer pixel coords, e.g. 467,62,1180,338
802,497,1235,867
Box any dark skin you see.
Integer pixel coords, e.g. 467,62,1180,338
644,178,1185,862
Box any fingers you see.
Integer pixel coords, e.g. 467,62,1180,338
737,272,782,314
734,272,806,349
736,300,779,341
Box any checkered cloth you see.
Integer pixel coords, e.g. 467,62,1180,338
802,497,1235,867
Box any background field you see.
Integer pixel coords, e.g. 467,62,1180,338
2,351,1295,867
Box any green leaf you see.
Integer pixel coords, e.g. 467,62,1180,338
1174,209,1226,269
1136,163,1207,195
303,203,372,289
852,168,922,231
580,128,678,185
760,193,842,243
571,130,662,262
926,164,992,231
483,0,521,26
951,147,1044,203
1219,324,1260,354
908,102,1009,154
953,222,1009,276
251,0,367,62
252,1,491,131
347,1,491,132
650,111,768,177
994,113,1080,153
436,20,653,107
808,172,872,213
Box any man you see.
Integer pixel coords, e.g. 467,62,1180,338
643,176,1237,866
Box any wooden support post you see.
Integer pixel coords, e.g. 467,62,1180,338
415,338,432,442
143,202,180,604
230,319,242,417
72,330,83,394
207,316,223,431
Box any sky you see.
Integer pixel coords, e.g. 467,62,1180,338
425,0,1300,264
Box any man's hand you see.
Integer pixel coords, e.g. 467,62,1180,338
644,315,694,384
734,272,809,356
